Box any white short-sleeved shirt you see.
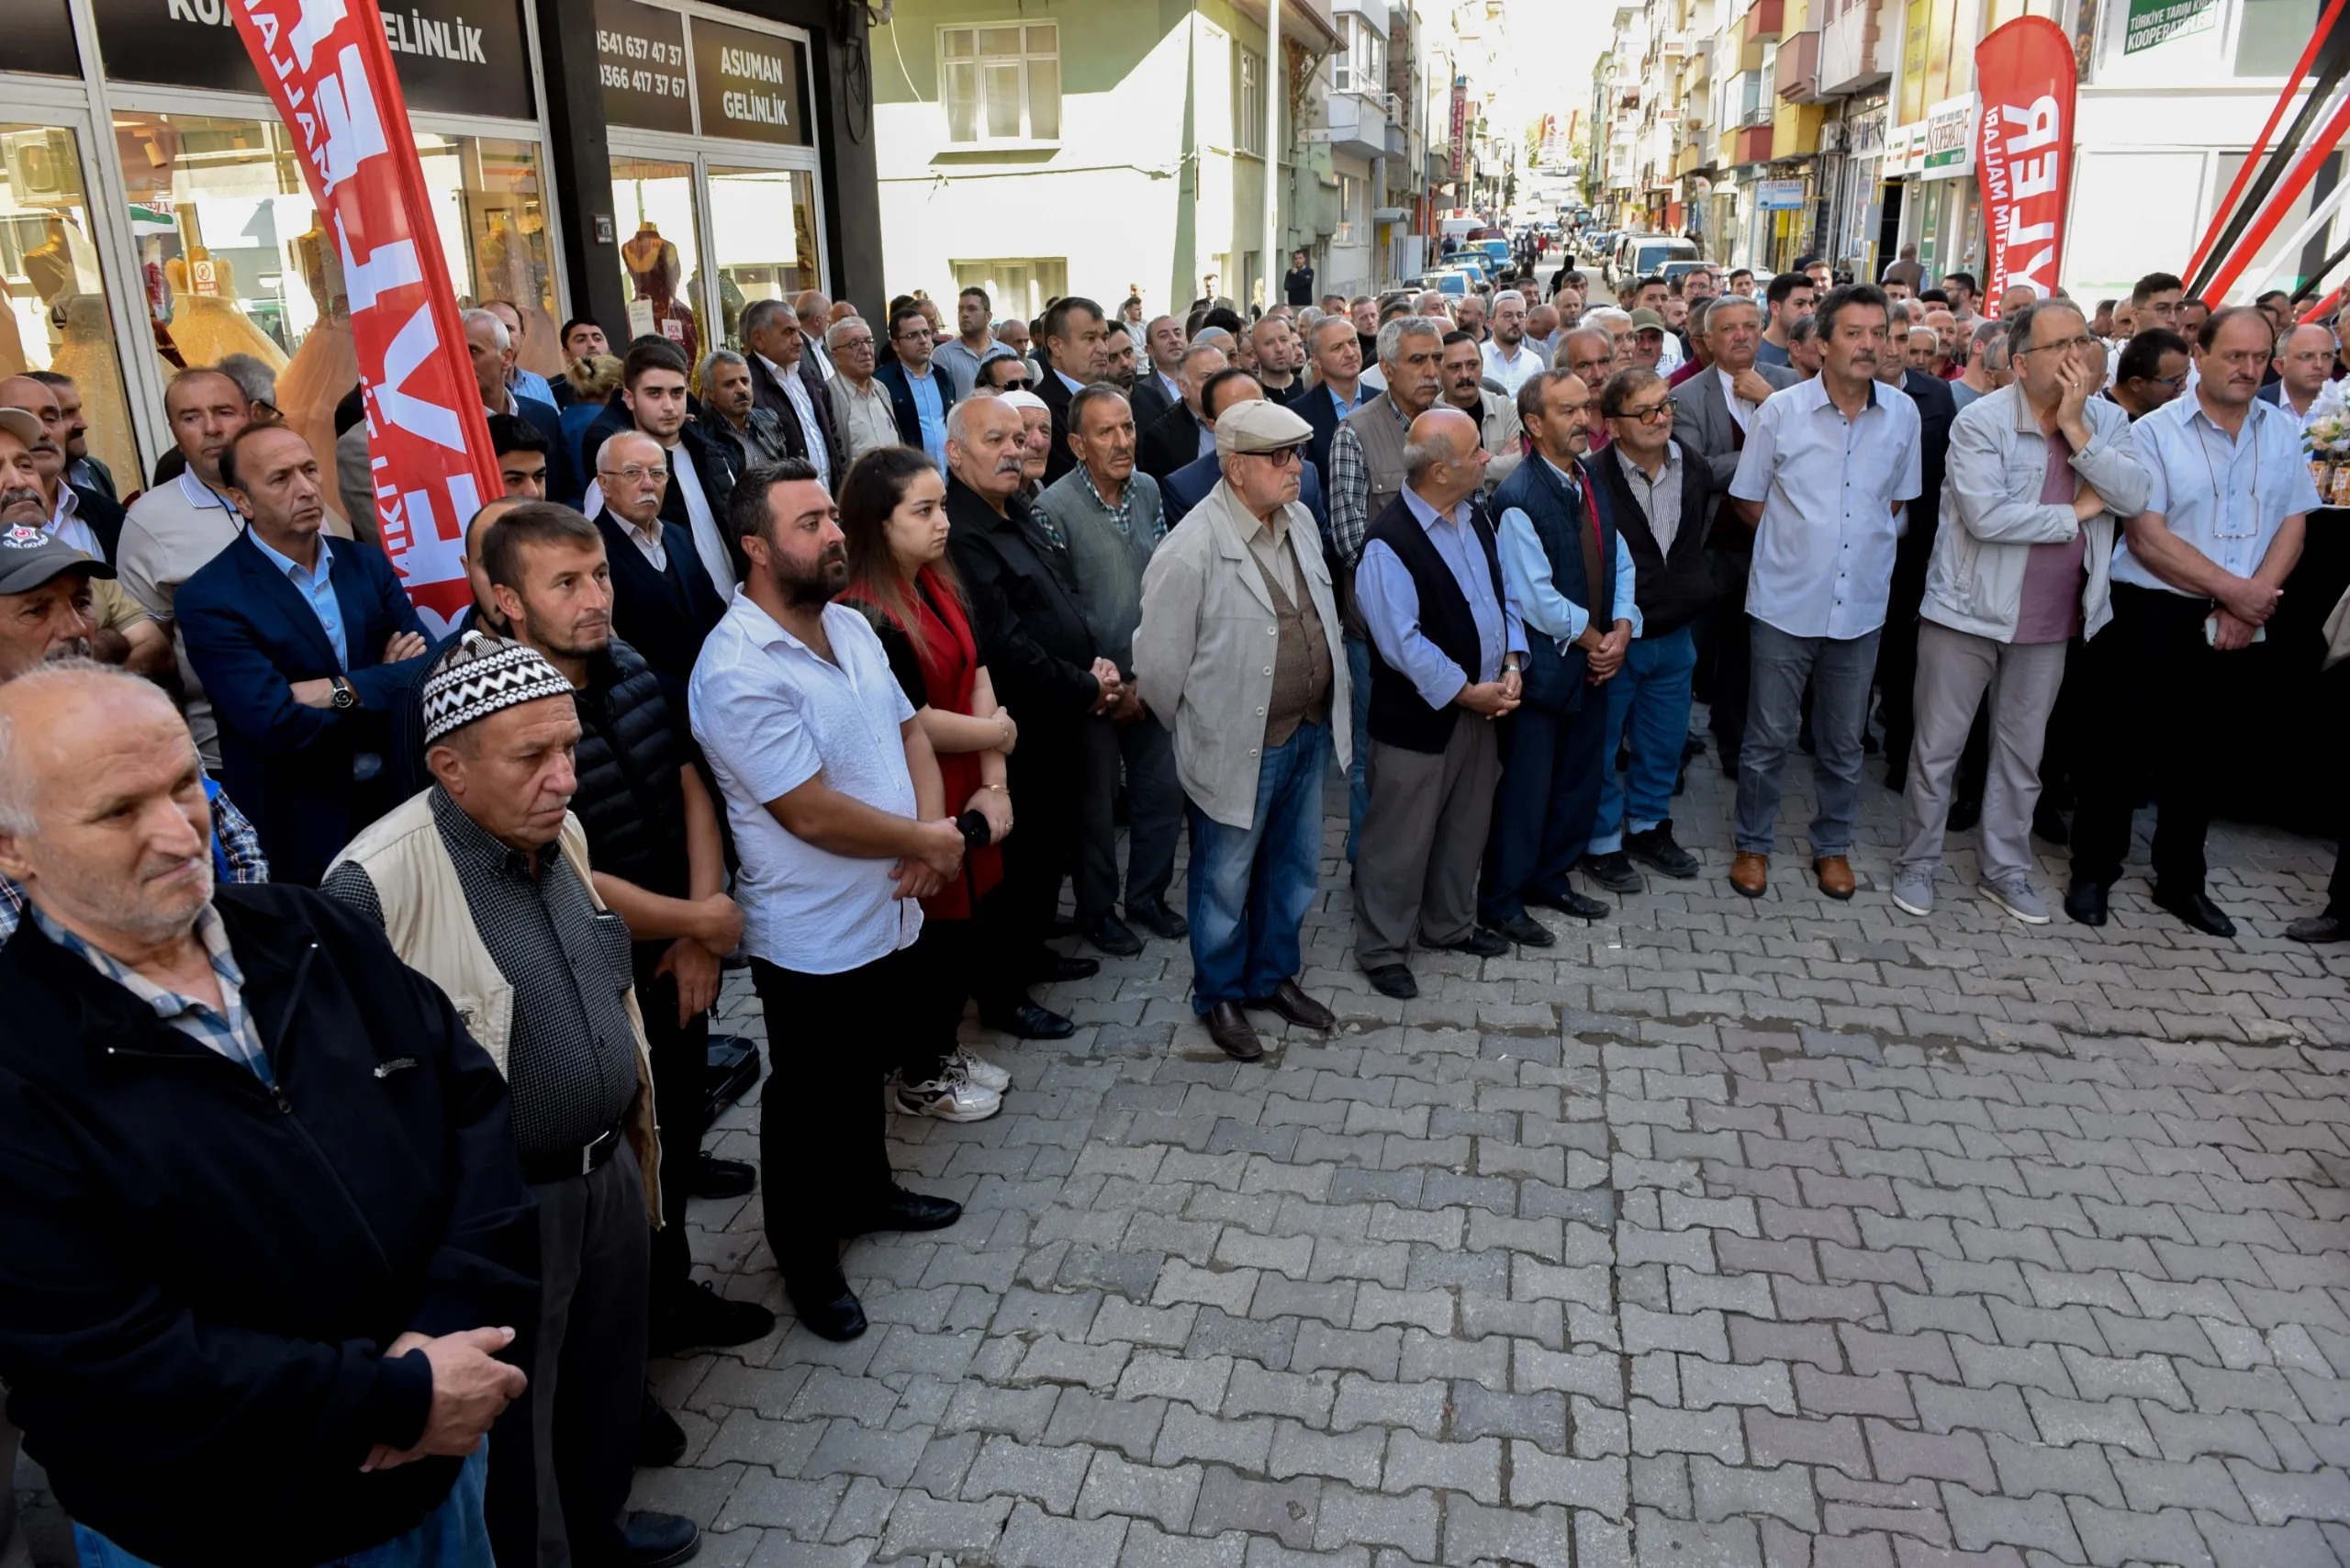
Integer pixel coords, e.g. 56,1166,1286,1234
2109,392,2322,596
689,593,921,975
1731,375,1922,641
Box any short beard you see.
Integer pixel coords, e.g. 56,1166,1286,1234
521,605,606,661
771,550,845,610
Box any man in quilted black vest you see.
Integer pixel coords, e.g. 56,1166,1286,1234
1477,369,1641,946
1351,407,1526,1002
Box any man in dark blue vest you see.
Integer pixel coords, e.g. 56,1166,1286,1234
588,429,726,713
1477,370,1639,944
1352,407,1526,1001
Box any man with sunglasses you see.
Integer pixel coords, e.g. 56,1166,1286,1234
978,353,1035,395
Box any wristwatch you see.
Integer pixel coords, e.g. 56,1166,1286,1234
330,676,356,711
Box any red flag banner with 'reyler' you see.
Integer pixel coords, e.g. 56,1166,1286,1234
230,0,502,625
1974,17,2077,312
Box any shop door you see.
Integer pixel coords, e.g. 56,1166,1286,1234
608,141,825,370
0,92,151,494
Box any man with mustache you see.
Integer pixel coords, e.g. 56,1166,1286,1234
1724,283,1921,901
0,409,162,675
175,422,431,886
0,375,129,567
480,503,770,1372
2067,307,2321,937
690,458,969,1341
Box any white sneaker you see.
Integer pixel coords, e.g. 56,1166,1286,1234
1982,873,2051,924
891,1062,1003,1122
953,1045,1012,1093
1890,867,1935,917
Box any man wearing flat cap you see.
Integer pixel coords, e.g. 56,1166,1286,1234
1136,397,1349,1061
322,633,701,1568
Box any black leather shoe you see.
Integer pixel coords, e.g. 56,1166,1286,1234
690,1157,756,1200
1127,899,1190,939
1244,980,1335,1031
787,1276,867,1342
1430,926,1509,958
621,1510,700,1567
650,1280,778,1355
1582,851,1643,894
2153,885,2237,938
841,1186,963,1237
1483,912,1555,947
1032,951,1101,983
1204,1002,1264,1061
979,1000,1075,1039
637,1388,686,1468
1084,913,1145,957
1625,823,1701,879
1363,963,1418,1000
2065,880,2109,928
2287,913,2346,943
1528,887,1611,920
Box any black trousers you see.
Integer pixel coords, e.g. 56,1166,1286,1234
1480,695,1609,922
1696,549,1752,752
1003,732,1080,962
2071,584,2236,893
634,955,710,1308
908,882,1024,1073
749,949,908,1286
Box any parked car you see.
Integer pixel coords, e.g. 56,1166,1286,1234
1606,233,1699,288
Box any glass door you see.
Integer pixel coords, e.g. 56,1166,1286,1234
705,163,818,349
610,152,707,369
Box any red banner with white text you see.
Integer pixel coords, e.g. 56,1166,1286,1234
1974,17,2078,314
230,0,502,624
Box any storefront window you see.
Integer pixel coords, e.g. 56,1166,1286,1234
610,155,707,370
114,113,553,521
707,165,818,347
0,122,139,493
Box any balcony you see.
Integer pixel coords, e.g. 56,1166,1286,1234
1741,0,1784,42
1818,0,1887,93
1325,87,1398,162
1774,27,1822,102
1732,123,1774,162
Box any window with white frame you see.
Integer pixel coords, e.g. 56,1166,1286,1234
1239,50,1265,155
1332,15,1388,95
1337,172,1361,244
940,23,1062,143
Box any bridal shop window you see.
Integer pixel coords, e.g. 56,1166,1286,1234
610,157,707,371
0,121,139,495
113,113,554,523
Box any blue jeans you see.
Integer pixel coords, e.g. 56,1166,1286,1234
1189,722,1326,1011
1733,619,1882,857
1344,635,1371,861
78,1450,492,1568
1590,626,1699,855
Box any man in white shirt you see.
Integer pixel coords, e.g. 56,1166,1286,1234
743,298,845,483
1480,290,1546,397
2260,322,2345,429
117,367,253,767
1725,283,1920,901
621,345,740,599
689,457,969,1343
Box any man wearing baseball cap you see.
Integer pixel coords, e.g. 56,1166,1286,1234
1136,396,1349,1062
0,409,164,676
1628,308,1682,374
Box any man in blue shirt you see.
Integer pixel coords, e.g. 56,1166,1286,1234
876,303,955,468
1352,407,1526,1001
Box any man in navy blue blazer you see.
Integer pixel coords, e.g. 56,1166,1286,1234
588,429,727,711
177,424,430,886
1161,371,1328,541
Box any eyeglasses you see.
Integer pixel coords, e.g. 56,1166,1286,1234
1618,398,1676,424
600,464,669,484
835,337,875,353
1252,445,1305,467
895,327,935,342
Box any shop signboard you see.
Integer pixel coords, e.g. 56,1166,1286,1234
0,0,82,78
1756,178,1807,210
229,0,508,623
91,0,534,119
2122,0,2219,53
693,18,810,146
1921,95,1975,180
1975,17,2076,308
596,0,692,135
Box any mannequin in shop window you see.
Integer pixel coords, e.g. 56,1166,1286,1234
161,254,288,376
623,222,699,371
481,210,565,379
278,219,360,533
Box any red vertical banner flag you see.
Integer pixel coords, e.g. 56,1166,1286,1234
230,0,503,624
1974,17,2078,312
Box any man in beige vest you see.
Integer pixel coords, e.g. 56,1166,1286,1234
321,633,699,1568
1326,315,1447,860
1136,399,1348,1063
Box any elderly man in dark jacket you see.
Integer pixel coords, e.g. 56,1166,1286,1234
0,661,536,1568
944,393,1116,1025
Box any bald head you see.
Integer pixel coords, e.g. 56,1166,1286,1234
1402,406,1485,510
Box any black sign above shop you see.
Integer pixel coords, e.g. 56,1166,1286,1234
0,0,84,78
596,0,693,135
85,0,535,121
692,18,809,147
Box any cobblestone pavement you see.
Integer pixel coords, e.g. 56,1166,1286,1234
16,742,2348,1568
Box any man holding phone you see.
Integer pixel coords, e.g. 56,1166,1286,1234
2066,307,2318,937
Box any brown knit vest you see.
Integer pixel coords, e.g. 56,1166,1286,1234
1253,554,1332,747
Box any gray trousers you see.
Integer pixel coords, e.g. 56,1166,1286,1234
1354,718,1501,969
487,1150,650,1568
1734,619,1882,857
1074,712,1183,922
1896,620,2067,881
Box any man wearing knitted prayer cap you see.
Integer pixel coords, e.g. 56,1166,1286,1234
320,632,703,1568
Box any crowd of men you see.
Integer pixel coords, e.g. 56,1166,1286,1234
0,245,2343,1568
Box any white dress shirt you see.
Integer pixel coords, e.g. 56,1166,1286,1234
45,485,99,559
774,367,831,489
1716,366,1759,433
1730,376,1922,640
1481,338,1544,397
2110,392,2322,596
666,442,739,597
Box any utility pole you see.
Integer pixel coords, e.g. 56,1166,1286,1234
1264,0,1281,308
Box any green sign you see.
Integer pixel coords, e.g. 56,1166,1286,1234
2123,0,2219,54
